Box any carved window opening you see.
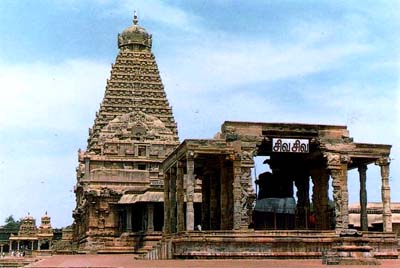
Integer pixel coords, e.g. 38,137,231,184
138,163,147,170
138,145,147,157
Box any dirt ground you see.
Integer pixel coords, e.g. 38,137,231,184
26,255,400,268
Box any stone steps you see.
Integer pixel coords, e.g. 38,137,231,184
0,258,38,268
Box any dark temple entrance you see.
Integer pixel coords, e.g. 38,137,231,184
252,137,331,230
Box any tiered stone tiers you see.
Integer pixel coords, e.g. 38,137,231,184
88,50,178,152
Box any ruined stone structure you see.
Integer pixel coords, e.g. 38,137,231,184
72,14,179,253
154,122,397,262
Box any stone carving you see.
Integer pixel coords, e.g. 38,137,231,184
324,152,341,167
339,228,362,237
340,154,351,164
331,169,344,230
98,111,175,146
376,156,390,166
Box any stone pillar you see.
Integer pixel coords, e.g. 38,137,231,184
31,240,34,250
220,158,231,230
170,167,177,233
1,244,3,254
201,173,210,230
233,155,242,230
209,171,219,230
358,164,368,231
17,241,20,251
327,153,350,231
295,173,310,229
38,240,41,250
377,157,392,232
176,161,185,232
186,153,195,231
126,206,132,232
341,164,349,230
164,171,171,234
9,241,12,251
147,204,154,232
311,169,330,230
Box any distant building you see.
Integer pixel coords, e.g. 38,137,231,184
349,202,400,236
0,226,18,254
8,213,54,253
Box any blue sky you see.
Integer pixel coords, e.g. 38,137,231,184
0,0,399,227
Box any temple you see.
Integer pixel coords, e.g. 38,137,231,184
8,213,54,254
72,13,179,253
72,14,398,262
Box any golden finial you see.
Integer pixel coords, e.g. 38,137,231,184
133,10,138,25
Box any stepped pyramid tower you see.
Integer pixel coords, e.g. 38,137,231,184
73,13,179,253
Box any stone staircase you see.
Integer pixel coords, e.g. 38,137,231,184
323,230,381,265
0,257,39,268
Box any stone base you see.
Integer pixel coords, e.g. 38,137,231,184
143,230,398,260
76,231,162,255
337,258,380,265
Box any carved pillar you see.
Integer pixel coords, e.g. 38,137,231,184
1,244,3,254
377,157,392,232
176,161,185,232
17,241,20,251
327,153,349,231
233,155,242,230
341,164,349,230
330,167,341,231
126,206,132,232
358,164,368,231
170,167,177,233
311,169,330,230
186,153,195,231
147,204,154,232
10,241,12,251
38,241,41,250
163,170,171,234
31,240,34,251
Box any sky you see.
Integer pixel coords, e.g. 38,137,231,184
0,0,399,228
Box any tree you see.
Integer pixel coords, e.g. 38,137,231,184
3,215,21,230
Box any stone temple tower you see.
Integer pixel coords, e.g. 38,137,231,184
73,13,179,253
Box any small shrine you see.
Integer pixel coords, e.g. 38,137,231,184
9,213,53,253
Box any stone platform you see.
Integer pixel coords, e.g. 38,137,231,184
76,232,162,256
25,255,400,268
144,230,398,260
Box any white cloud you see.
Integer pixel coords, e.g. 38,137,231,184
158,22,371,96
0,60,108,132
104,0,203,33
